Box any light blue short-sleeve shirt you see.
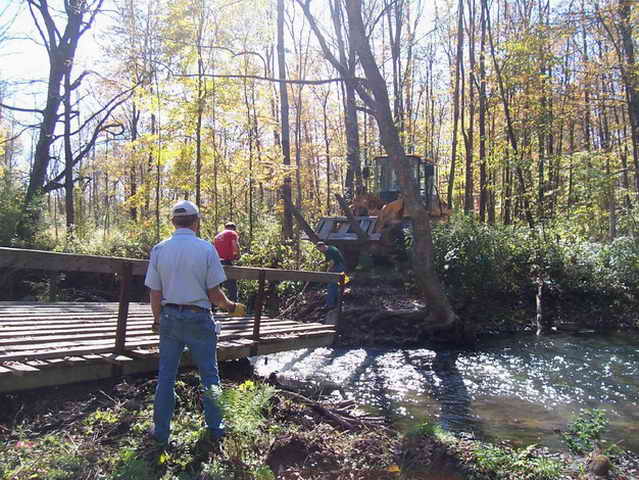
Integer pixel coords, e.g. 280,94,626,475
144,228,227,309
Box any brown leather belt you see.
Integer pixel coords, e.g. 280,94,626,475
164,303,208,313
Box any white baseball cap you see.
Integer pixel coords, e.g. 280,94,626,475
171,200,200,218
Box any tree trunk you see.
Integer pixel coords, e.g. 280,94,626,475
344,0,456,329
22,0,90,238
277,0,294,240
447,0,464,208
478,0,487,222
63,68,75,233
464,0,476,215
331,0,361,197
618,0,639,194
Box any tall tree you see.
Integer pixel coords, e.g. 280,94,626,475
24,0,104,213
278,0,294,239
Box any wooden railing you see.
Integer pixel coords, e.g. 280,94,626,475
0,247,343,352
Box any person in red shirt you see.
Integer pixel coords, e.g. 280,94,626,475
213,222,240,301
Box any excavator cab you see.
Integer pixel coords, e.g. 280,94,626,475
374,155,436,208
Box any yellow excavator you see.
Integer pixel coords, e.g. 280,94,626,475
311,155,451,268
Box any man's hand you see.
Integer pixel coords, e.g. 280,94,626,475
228,302,247,317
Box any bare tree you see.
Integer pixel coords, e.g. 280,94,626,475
24,0,105,208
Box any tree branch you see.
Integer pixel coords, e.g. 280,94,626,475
0,102,44,114
183,72,351,85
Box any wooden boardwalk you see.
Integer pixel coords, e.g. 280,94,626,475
0,247,344,393
0,301,335,393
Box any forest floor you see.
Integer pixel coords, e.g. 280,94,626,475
2,367,639,480
2,269,639,479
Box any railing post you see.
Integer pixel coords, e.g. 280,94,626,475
115,262,132,353
48,272,58,302
252,270,266,342
336,274,345,331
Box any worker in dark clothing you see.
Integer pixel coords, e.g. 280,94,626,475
316,242,345,309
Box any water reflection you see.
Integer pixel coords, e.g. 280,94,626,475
252,332,639,452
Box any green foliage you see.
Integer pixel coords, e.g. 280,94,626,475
0,433,92,480
431,216,639,327
0,179,23,246
472,443,562,480
0,184,52,249
405,419,448,440
109,448,156,480
212,379,275,437
562,408,609,455
84,408,120,427
54,219,165,259
237,214,324,302
432,216,532,300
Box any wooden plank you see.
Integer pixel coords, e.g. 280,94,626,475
64,356,89,365
127,349,159,359
0,303,148,309
285,196,321,243
0,332,337,393
253,270,266,341
328,233,358,240
0,317,151,329
338,222,351,233
0,317,299,335
0,329,158,346
318,219,334,238
81,354,105,361
0,322,152,336
0,247,148,276
3,362,40,375
0,312,150,322
0,324,335,362
0,323,331,354
115,262,132,352
0,247,339,284
224,266,341,284
0,318,301,344
335,193,369,241
98,353,134,365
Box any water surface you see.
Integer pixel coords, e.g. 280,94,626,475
253,332,639,452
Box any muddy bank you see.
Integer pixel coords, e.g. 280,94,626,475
282,268,638,348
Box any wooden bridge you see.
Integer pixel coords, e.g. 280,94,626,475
0,247,343,393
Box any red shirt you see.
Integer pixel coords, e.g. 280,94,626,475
214,229,239,260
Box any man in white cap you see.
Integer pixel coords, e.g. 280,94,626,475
144,199,246,447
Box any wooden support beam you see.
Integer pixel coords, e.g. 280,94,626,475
335,194,369,241
337,274,345,330
115,262,132,352
0,247,148,276
48,272,58,302
252,270,267,343
0,247,340,284
284,197,320,243
223,265,340,283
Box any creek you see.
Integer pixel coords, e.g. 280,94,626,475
253,331,639,452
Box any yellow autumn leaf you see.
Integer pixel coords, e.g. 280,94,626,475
386,464,401,472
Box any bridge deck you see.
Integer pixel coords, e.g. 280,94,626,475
0,302,335,392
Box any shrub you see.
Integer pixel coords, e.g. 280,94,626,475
562,408,609,455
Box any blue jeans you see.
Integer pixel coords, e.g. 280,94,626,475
221,260,237,302
326,263,345,308
154,307,224,443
